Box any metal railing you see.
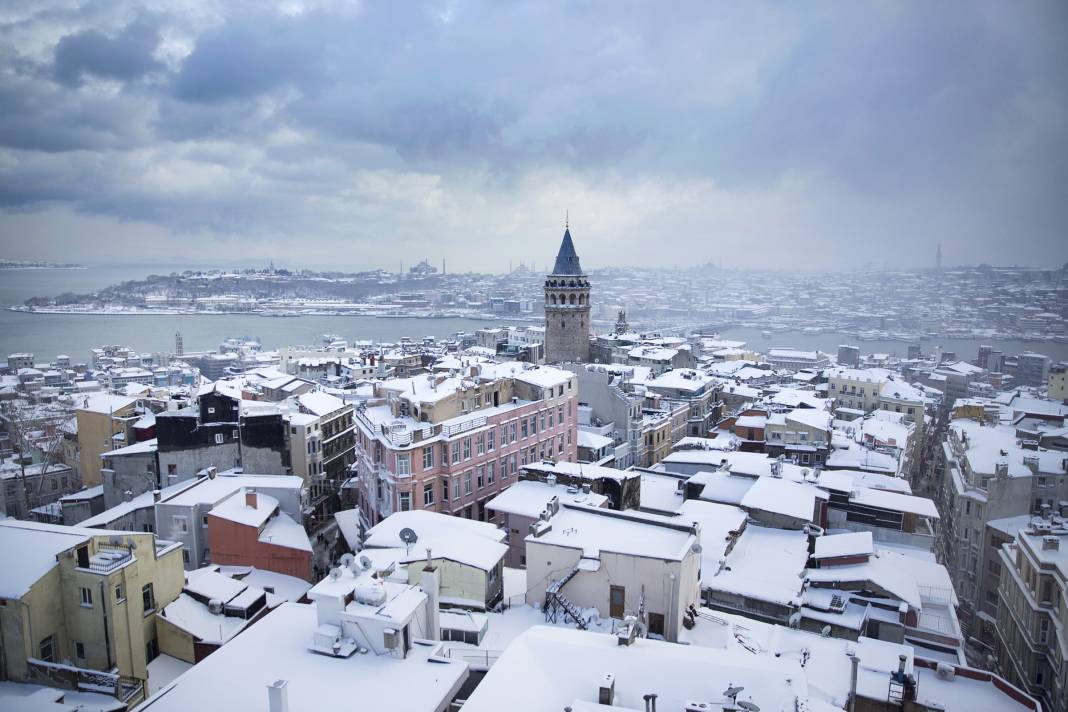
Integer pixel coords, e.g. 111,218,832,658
83,545,133,574
27,658,141,703
440,647,503,668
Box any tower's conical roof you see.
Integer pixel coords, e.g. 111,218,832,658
551,228,584,275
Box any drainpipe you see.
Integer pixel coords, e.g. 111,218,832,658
20,600,34,667
100,579,113,670
847,650,859,712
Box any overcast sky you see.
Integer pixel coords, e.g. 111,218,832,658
1,1,1065,272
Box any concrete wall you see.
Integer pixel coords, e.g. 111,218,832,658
155,613,196,664
102,451,158,509
524,538,700,642
497,511,536,568
207,515,312,581
0,567,65,680
76,405,136,487
404,558,500,609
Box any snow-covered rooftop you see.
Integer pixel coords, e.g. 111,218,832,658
486,480,607,519
141,602,467,712
705,525,809,606
297,390,348,417
529,505,696,562
0,520,89,598
740,476,823,523
462,625,807,712
814,531,874,560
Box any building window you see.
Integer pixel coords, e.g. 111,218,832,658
400,492,411,511
529,415,537,435
540,412,547,431
548,410,554,428
487,461,496,485
39,635,55,663
75,642,85,660
115,583,125,601
477,465,485,489
423,483,434,507
451,441,461,464
463,438,472,460
80,587,93,607
422,447,434,469
476,434,485,455
510,422,517,442
173,516,188,534
464,471,473,495
452,477,461,500
487,429,495,451
558,405,564,423
142,583,155,615
214,433,224,445
521,419,528,439
397,454,410,476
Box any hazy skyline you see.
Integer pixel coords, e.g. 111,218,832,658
1,1,1066,272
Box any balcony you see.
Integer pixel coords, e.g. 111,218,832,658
81,544,134,574
27,658,144,705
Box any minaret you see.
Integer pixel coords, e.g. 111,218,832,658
544,219,591,363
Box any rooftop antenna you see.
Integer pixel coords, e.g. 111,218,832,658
565,210,569,230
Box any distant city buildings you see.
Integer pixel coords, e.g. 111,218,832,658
2,247,1067,711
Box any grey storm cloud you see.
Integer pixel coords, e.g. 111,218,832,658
53,18,164,86
0,0,1065,270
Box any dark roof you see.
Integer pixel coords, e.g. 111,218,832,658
551,228,584,275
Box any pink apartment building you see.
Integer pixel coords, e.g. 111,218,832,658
353,362,579,527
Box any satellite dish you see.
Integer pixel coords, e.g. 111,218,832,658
738,702,760,712
724,686,744,699
399,527,418,552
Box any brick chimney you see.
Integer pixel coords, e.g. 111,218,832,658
245,490,257,508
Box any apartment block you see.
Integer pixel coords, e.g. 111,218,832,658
0,520,184,706
353,363,578,527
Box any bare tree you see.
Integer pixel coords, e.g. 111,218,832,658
1,402,70,517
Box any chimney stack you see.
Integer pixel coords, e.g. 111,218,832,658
267,680,288,712
245,490,257,508
152,489,161,503
421,547,441,641
598,674,615,705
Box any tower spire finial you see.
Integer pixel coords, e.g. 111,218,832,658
565,210,568,230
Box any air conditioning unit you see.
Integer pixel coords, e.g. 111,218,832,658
383,628,399,649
